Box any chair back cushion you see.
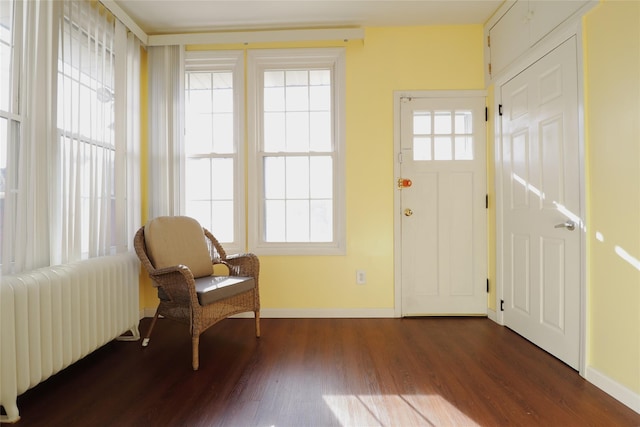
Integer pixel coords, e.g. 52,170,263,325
144,216,213,278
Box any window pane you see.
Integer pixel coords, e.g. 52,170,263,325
211,158,234,200
286,85,308,112
455,111,473,134
310,200,332,242
434,136,452,160
264,156,285,199
189,72,212,90
434,111,451,134
414,136,432,161
310,156,332,198
185,158,212,201
310,69,330,86
414,112,431,134
310,85,330,111
265,199,285,242
285,156,309,199
212,112,233,154
186,200,212,234
0,117,6,263
285,112,309,152
211,200,234,242
286,200,310,242
189,88,213,114
264,86,285,112
0,43,10,112
186,113,213,153
455,136,474,160
212,87,233,113
310,111,331,152
264,112,285,152
264,70,284,87
286,70,308,86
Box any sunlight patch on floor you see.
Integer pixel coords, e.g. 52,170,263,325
322,394,480,426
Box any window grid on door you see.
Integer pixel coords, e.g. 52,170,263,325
413,110,474,161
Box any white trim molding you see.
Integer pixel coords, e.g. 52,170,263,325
148,28,364,47
586,367,640,414
99,0,148,45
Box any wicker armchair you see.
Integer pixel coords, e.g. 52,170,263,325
133,216,260,370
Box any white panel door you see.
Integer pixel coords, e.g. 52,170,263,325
500,37,581,369
400,96,487,315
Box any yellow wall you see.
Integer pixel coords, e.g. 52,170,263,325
583,0,640,394
139,46,157,309
138,5,640,399
138,4,640,403
188,26,485,310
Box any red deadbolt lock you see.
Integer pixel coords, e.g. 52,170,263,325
398,178,412,189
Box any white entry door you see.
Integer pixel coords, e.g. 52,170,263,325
500,37,581,369
400,94,487,316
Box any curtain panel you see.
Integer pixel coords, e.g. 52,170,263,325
147,45,184,219
1,0,142,274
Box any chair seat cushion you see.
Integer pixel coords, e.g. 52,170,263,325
194,275,255,306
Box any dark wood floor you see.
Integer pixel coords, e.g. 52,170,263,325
10,317,640,426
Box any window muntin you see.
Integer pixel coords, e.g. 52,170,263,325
249,48,345,255
413,110,474,161
184,51,244,252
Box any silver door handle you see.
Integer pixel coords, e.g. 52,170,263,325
554,221,576,231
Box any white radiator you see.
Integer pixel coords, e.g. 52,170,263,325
0,252,140,423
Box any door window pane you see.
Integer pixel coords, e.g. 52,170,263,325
434,112,452,134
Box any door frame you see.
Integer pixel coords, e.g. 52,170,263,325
393,90,488,318
493,25,588,376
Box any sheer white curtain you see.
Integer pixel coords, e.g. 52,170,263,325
147,45,184,219
55,0,116,263
2,0,60,274
125,31,141,245
2,0,141,273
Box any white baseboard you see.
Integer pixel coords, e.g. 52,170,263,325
586,366,640,414
487,308,498,323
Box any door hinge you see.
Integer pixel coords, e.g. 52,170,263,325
488,63,492,75
500,300,505,311
485,194,489,209
498,104,503,116
398,152,403,164
487,35,491,48
485,107,488,122
486,278,490,293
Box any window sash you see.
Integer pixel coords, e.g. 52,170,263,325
248,48,346,255
184,50,245,254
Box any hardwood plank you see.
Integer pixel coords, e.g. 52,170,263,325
10,318,640,426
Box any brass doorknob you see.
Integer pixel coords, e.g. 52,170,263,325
404,208,413,217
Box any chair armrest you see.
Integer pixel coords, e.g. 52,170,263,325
149,265,199,306
150,264,191,277
224,253,260,280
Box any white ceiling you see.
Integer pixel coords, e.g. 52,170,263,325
113,0,504,35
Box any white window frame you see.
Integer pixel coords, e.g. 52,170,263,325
183,50,245,255
0,0,23,270
247,48,346,255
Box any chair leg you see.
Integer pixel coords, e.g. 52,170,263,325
192,335,200,371
255,310,261,338
142,310,160,347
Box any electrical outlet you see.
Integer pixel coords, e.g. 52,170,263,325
356,270,366,285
